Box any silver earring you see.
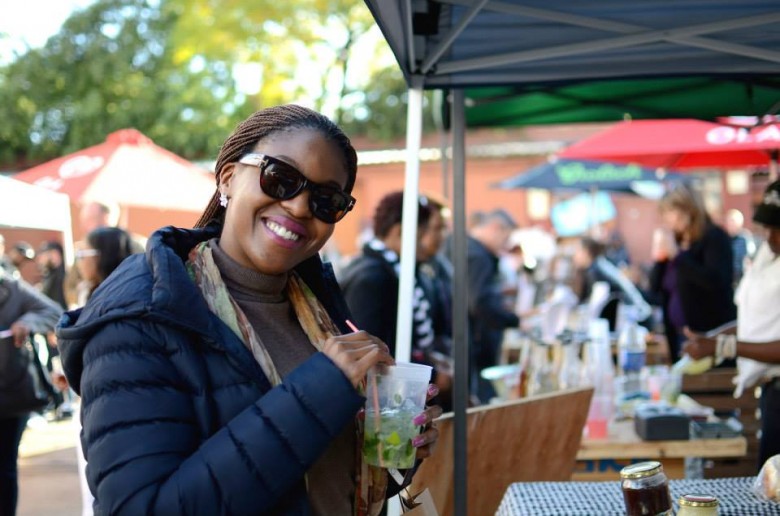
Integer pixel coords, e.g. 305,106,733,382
219,192,228,208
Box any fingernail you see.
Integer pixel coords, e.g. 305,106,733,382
413,413,427,426
427,384,440,396
412,436,425,447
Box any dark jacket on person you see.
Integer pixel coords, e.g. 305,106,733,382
0,270,62,418
650,223,737,358
339,242,436,364
464,236,520,370
339,245,400,353
57,224,386,515
40,263,67,309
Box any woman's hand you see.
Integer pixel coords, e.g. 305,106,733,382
411,384,444,460
682,326,716,360
322,330,394,388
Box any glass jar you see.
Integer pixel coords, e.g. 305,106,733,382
620,461,672,516
677,494,719,515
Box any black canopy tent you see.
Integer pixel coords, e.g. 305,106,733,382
362,2,780,514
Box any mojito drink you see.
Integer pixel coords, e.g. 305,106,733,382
362,408,418,469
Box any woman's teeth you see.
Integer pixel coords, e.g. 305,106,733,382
266,220,300,242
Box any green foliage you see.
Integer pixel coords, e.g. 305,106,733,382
339,67,437,142
0,0,245,168
166,0,377,117
0,0,429,168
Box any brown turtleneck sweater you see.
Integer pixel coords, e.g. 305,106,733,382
210,240,357,515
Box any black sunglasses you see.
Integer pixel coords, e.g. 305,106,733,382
238,153,356,223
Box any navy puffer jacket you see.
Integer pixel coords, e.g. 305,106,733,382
57,225,367,515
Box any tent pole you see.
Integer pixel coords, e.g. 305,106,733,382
451,88,469,516
395,76,424,364
386,76,424,516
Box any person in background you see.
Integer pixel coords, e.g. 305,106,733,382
572,237,652,329
683,179,780,468
34,241,69,416
0,234,17,278
7,242,35,271
36,241,67,310
57,105,440,515
64,226,141,515
724,208,756,285
74,227,139,306
462,208,521,403
79,201,116,235
604,229,631,268
340,191,437,360
1,268,62,516
649,183,736,363
65,201,145,308
416,194,454,411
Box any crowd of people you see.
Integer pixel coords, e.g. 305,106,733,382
2,102,779,515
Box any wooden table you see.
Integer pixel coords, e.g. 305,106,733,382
573,419,747,480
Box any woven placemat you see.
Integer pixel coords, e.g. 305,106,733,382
496,477,780,515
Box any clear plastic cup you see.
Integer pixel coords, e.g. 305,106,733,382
362,362,432,469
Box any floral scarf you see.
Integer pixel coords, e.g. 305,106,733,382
187,242,387,516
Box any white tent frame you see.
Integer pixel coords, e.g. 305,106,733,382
0,176,75,265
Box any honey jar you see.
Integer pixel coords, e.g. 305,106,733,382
677,494,719,515
620,461,672,515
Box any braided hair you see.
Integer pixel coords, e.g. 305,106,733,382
195,105,358,228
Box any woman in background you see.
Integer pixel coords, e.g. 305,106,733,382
74,226,138,307
649,183,736,362
70,225,140,515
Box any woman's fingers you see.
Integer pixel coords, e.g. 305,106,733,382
322,332,394,387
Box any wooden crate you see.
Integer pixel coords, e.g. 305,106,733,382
682,368,760,478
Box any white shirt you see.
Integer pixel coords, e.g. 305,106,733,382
733,242,780,395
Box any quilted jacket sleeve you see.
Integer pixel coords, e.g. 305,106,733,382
79,320,363,515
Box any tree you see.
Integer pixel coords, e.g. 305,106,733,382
0,0,245,168
339,66,438,142
166,0,378,122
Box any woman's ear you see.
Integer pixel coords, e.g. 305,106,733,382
219,163,237,197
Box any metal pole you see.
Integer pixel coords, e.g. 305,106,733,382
451,88,469,516
395,76,424,364
386,77,424,516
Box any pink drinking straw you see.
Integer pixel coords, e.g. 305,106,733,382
346,319,384,467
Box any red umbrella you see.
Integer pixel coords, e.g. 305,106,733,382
559,119,780,175
13,129,216,211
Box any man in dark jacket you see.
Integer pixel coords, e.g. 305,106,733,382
460,209,521,403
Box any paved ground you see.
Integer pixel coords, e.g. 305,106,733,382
18,416,83,516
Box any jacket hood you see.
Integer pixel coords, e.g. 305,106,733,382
57,225,221,392
57,223,352,393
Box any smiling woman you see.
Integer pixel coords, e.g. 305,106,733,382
56,105,442,516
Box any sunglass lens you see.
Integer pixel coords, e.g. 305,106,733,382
310,188,350,223
261,161,304,200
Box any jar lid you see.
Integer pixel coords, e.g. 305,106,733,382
620,461,663,479
679,494,719,507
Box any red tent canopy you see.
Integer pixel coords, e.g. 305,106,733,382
13,129,216,211
559,119,780,170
